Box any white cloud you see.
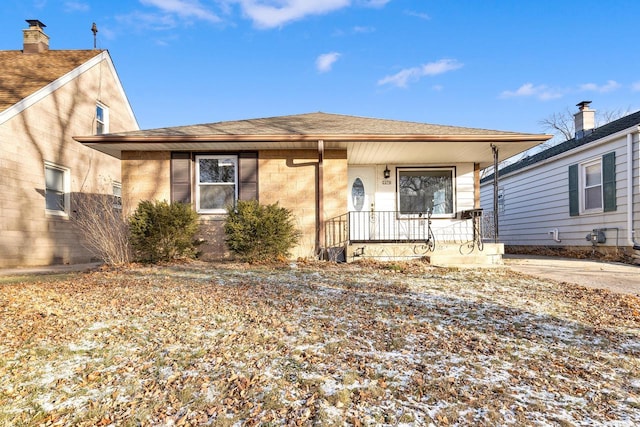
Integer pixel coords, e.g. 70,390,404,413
353,25,375,33
98,25,117,40
236,0,350,29
579,80,621,93
140,0,221,23
377,59,463,88
422,59,462,75
117,10,178,31
632,82,640,92
64,1,90,12
500,83,563,101
359,0,391,7
404,10,430,20
316,52,341,73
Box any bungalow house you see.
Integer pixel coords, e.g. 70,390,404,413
76,113,550,265
0,20,139,267
480,102,640,261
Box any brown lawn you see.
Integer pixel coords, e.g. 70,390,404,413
1,261,639,426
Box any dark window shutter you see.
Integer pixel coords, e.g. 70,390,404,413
238,152,258,201
171,152,191,204
568,164,579,216
602,152,616,212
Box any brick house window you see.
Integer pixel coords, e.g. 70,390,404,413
113,181,122,210
195,155,238,214
96,103,109,134
44,162,70,216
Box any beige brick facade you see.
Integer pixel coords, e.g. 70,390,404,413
121,151,171,216
119,149,348,261
259,149,348,259
0,54,138,267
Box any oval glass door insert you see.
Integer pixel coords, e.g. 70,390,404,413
352,177,365,211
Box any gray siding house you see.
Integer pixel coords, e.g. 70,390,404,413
480,102,640,259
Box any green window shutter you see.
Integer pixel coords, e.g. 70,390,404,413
602,152,616,212
568,164,579,216
171,152,191,204
238,152,258,201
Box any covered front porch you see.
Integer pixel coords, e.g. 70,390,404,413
324,209,503,265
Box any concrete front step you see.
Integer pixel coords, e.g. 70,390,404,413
344,242,504,266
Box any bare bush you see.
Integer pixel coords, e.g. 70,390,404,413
72,193,131,266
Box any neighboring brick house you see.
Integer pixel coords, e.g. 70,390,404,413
0,20,138,267
480,102,640,258
77,113,550,265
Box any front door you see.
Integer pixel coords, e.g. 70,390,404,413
348,166,376,240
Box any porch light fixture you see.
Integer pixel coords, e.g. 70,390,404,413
384,165,391,179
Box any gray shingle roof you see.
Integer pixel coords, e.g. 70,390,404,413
482,109,640,183
102,112,532,138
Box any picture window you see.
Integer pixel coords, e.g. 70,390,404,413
397,167,455,217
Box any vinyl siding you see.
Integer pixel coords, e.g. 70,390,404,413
635,137,640,236
481,133,638,248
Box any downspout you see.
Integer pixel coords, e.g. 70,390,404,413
317,139,325,256
491,144,499,243
627,131,640,249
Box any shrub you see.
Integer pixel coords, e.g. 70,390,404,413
128,200,200,263
71,193,131,266
224,200,300,263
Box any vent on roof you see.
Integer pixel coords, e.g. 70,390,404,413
23,19,49,54
574,100,595,139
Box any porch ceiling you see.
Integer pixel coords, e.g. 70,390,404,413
346,139,542,168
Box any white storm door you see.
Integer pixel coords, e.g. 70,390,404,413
348,167,376,241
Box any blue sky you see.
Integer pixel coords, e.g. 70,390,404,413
1,0,639,136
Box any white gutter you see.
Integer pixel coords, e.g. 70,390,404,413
628,130,640,248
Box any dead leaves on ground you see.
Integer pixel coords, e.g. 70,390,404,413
0,262,639,425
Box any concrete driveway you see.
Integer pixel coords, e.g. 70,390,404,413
505,255,640,297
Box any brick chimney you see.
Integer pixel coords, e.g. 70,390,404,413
23,20,49,54
574,100,595,139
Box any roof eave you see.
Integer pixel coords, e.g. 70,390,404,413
74,133,552,144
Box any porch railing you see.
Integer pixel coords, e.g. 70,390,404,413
481,210,497,241
325,211,484,248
